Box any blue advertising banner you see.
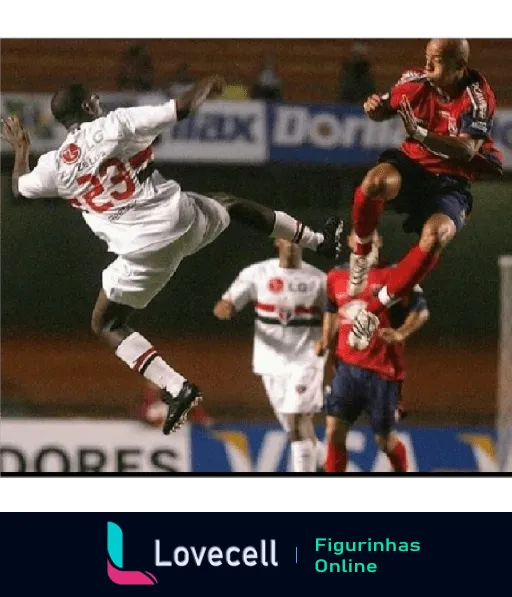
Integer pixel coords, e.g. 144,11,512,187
192,424,498,473
268,102,403,164
0,420,499,473
268,102,512,168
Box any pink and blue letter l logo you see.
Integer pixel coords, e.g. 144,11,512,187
107,522,158,585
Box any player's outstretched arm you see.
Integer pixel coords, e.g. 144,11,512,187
115,75,225,139
175,75,225,121
0,116,30,197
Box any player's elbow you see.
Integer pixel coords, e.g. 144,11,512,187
419,309,430,323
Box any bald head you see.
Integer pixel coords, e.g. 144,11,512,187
425,39,470,90
429,39,470,64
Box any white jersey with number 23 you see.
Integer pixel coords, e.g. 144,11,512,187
18,100,196,256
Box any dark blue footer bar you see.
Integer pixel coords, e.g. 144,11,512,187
0,513,509,595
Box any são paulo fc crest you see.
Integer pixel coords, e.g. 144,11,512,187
268,278,284,293
61,143,81,164
278,308,294,325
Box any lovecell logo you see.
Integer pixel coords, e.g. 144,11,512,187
107,522,158,585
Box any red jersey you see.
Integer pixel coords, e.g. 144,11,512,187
383,68,502,181
327,265,425,381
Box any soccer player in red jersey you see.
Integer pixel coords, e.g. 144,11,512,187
316,232,430,473
346,39,503,350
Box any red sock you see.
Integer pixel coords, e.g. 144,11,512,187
325,443,347,472
352,186,385,255
387,440,408,472
366,243,439,314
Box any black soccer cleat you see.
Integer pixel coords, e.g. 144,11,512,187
316,216,344,260
162,381,203,435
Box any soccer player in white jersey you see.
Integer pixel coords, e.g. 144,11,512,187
213,238,328,472
1,77,343,434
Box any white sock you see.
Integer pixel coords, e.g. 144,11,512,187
315,440,326,468
115,332,186,396
271,211,323,250
290,440,316,472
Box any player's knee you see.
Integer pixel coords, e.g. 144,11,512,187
208,192,237,210
91,312,114,339
361,164,400,199
90,308,128,340
437,220,456,246
420,218,456,252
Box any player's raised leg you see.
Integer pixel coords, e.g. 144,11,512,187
91,290,200,435
367,212,454,314
349,211,455,350
348,153,402,296
91,242,206,434
208,193,344,260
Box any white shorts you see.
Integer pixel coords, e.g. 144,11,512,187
261,366,324,415
102,193,230,309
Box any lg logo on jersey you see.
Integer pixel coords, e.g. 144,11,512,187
268,278,315,294
289,281,315,292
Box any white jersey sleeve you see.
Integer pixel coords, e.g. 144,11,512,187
18,151,58,198
114,100,178,140
222,264,258,311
